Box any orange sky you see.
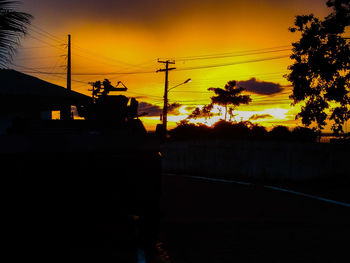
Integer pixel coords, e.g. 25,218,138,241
13,0,349,132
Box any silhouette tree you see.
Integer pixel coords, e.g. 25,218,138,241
0,1,32,67
250,124,268,139
168,120,211,140
187,103,214,120
286,0,350,135
292,126,318,142
269,125,291,141
212,120,251,139
208,81,251,121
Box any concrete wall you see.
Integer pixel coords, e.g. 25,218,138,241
161,140,350,181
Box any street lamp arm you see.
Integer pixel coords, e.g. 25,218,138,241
168,83,183,92
168,78,191,92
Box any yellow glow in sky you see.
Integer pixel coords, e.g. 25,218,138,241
12,0,348,132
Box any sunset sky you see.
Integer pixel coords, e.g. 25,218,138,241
12,0,348,132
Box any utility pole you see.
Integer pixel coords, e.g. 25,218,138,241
62,34,72,120
157,60,176,135
66,34,72,119
67,34,71,93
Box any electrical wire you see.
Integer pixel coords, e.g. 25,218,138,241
176,55,290,71
18,46,58,49
72,43,156,69
26,33,66,51
30,24,66,44
11,63,87,84
173,45,291,60
14,29,295,108
13,69,156,76
12,55,289,76
13,55,63,61
176,48,291,62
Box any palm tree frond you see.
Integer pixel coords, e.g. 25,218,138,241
0,0,33,67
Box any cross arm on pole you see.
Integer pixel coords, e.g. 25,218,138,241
158,59,175,64
156,67,176,73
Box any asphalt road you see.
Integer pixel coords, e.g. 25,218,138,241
158,174,350,263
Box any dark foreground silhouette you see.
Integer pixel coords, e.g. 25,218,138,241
159,173,350,263
169,120,327,142
2,134,161,262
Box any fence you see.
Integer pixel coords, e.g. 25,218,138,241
161,140,349,181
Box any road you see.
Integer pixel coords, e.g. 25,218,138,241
158,174,350,263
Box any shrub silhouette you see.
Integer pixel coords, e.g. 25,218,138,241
212,120,251,139
269,126,291,140
292,127,318,142
250,124,268,139
169,121,211,140
169,121,321,142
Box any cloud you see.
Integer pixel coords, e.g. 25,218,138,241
238,78,283,95
28,0,325,30
28,0,235,27
138,102,181,117
249,114,273,121
185,106,196,111
168,103,182,115
138,102,162,117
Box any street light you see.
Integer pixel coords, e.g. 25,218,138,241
168,78,192,92
160,78,191,137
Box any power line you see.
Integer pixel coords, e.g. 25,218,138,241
30,24,66,44
13,65,65,70
26,33,66,51
44,55,67,84
169,98,210,103
171,90,212,93
127,92,163,99
29,28,65,45
176,48,291,62
176,55,290,71
165,45,291,60
21,28,293,78
71,51,155,72
13,69,155,76
68,45,291,74
71,52,125,68
171,82,292,95
18,46,59,49
12,55,289,75
11,64,87,84
13,55,63,61
26,25,155,71
72,43,156,69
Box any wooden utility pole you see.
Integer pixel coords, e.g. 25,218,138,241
62,34,72,120
66,34,72,119
67,34,71,93
157,60,176,134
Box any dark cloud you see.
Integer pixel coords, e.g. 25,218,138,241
24,0,235,26
238,78,283,95
185,106,195,111
168,103,182,115
24,0,327,28
249,114,273,121
138,102,162,117
138,102,181,117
